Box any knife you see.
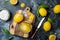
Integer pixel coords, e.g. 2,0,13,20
31,17,45,38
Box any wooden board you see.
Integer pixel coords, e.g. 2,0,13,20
9,7,35,38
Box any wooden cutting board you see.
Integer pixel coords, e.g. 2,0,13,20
9,7,35,38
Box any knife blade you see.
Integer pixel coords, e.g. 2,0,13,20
31,17,45,38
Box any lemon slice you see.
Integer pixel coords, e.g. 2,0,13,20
49,34,56,40
10,0,18,5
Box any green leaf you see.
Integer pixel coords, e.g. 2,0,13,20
37,8,40,17
4,1,9,5
2,27,10,34
48,18,53,23
8,36,14,40
40,4,49,8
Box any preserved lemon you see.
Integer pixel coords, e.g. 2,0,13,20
10,0,18,5
20,22,32,33
49,34,56,40
13,14,23,23
39,8,47,16
43,21,51,32
53,5,60,14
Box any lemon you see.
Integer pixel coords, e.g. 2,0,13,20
53,5,60,14
20,22,32,33
20,3,25,8
29,14,34,21
49,34,56,40
28,14,35,23
14,14,23,23
43,21,51,32
39,8,47,16
10,0,18,5
27,12,35,23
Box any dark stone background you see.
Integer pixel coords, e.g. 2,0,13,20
0,0,60,40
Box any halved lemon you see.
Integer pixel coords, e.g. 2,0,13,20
43,21,51,32
10,0,18,5
20,22,32,33
20,3,25,8
49,34,56,40
13,13,23,23
39,8,47,16
53,5,60,14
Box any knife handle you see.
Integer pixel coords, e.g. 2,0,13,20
31,29,38,38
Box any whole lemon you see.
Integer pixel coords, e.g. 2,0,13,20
39,8,47,16
10,0,18,5
20,22,32,33
43,21,51,32
14,14,23,23
53,5,60,14
49,34,56,40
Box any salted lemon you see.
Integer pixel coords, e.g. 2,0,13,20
20,3,25,8
43,21,51,32
14,14,23,23
39,8,47,16
10,0,18,5
49,34,56,40
53,5,60,14
20,22,32,33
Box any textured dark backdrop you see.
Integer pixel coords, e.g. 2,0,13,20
0,0,60,40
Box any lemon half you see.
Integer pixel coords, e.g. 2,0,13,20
20,22,32,33
53,5,60,14
39,8,47,16
20,3,25,8
49,34,56,40
14,14,23,23
10,0,18,5
43,21,51,32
